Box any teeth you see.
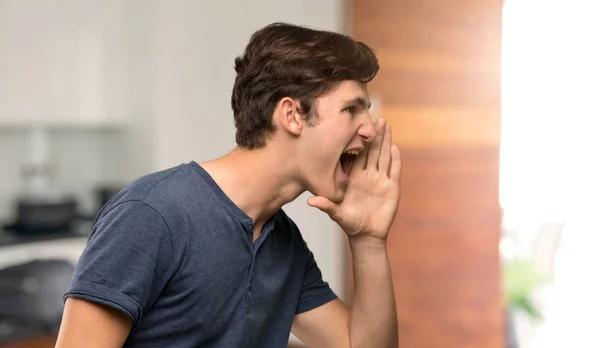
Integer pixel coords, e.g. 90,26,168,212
344,150,360,156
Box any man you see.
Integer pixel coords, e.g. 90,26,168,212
55,22,401,348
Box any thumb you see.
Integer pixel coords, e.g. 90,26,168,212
307,196,338,216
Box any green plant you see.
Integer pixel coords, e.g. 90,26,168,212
502,259,546,321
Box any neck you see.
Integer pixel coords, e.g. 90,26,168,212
199,145,305,229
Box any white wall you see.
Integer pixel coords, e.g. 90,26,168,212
0,0,154,220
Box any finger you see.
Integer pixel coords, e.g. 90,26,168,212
378,123,392,174
389,144,402,184
367,118,386,169
307,196,339,218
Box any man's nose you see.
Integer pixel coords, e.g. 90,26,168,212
358,117,377,143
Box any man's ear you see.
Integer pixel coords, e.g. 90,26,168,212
277,97,303,136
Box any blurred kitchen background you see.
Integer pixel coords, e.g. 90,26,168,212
0,0,598,347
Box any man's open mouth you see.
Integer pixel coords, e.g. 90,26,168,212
340,150,359,177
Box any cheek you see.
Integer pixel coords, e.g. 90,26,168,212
302,141,337,176
302,122,347,167
314,138,340,160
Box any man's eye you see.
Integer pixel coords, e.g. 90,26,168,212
343,106,357,115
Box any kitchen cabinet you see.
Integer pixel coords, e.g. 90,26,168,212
0,0,130,129
0,235,87,347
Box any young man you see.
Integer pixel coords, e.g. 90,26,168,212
55,22,401,348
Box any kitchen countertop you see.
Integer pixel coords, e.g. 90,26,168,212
0,222,91,248
0,223,91,269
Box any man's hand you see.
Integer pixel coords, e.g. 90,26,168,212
298,118,400,348
308,117,401,240
302,117,401,348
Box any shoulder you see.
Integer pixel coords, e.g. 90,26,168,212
104,163,196,209
89,163,210,250
100,162,218,221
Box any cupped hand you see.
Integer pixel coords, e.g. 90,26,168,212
308,118,402,241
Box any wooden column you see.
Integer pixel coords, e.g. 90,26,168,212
348,1,504,347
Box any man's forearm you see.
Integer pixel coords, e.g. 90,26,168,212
348,237,399,348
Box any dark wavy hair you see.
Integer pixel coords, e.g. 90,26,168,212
231,22,379,149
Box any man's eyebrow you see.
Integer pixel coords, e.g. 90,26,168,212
343,97,371,109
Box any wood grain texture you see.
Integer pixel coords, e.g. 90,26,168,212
350,0,504,347
389,220,502,348
376,50,497,75
370,70,499,105
383,106,501,146
397,147,501,221
354,0,501,55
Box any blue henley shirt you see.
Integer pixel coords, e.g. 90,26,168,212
64,161,337,347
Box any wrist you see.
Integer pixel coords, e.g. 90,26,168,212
348,235,388,257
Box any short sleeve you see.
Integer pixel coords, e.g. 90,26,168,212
295,240,338,314
64,200,175,327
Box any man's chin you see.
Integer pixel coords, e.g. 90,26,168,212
329,187,346,203
309,181,346,203
309,189,344,204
